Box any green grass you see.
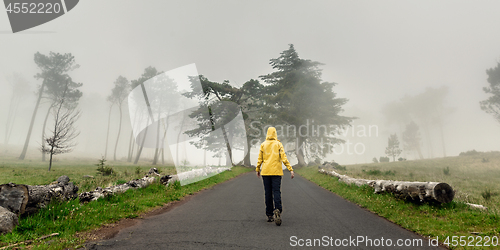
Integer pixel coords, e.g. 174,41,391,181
297,159,500,250
0,156,177,192
0,161,252,250
330,151,500,214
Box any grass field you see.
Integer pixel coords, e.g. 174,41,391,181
0,154,252,250
0,155,178,192
336,151,500,213
296,151,500,250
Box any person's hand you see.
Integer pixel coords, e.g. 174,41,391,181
256,171,260,178
290,171,294,179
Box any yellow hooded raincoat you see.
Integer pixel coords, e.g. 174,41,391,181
256,127,293,176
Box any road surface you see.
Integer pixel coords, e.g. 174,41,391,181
87,172,442,249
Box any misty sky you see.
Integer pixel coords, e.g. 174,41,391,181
1,0,500,165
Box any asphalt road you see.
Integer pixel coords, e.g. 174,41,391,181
88,172,443,249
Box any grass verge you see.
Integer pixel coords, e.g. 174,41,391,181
0,166,252,250
295,167,500,250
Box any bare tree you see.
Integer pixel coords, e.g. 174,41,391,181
19,52,79,160
42,86,81,171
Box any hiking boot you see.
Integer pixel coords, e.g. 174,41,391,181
267,215,274,222
273,209,281,226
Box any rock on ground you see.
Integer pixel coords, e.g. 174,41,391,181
0,205,18,234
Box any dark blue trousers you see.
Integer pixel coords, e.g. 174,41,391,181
262,176,282,216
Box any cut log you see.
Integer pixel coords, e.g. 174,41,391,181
0,183,29,215
146,167,160,177
0,206,18,234
25,179,79,215
0,176,79,216
78,176,156,203
319,169,455,203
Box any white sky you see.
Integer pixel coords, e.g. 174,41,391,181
1,0,500,164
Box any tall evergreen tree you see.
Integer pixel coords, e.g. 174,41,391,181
402,121,423,160
385,133,402,162
260,44,352,166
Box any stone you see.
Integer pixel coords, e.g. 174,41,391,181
56,175,70,186
0,206,18,234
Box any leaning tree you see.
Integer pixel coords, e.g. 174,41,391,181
19,52,80,160
41,81,81,171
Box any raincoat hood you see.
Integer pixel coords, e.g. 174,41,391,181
266,127,278,140
256,126,293,175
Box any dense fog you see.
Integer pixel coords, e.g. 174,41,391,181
1,0,500,166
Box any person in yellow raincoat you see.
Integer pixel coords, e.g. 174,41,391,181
256,127,294,226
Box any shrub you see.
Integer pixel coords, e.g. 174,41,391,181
379,156,390,162
96,157,113,176
135,166,142,175
481,189,498,201
443,166,450,176
482,189,492,200
459,150,480,156
372,157,379,163
364,169,382,175
482,158,489,163
383,170,396,176
398,157,406,161
336,165,346,171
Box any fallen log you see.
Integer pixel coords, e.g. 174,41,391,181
170,167,231,185
319,169,455,203
466,202,488,211
0,176,78,216
79,176,156,203
0,206,18,235
0,184,29,215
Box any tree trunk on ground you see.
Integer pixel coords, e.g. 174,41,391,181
19,83,45,160
79,169,159,202
105,105,113,159
0,176,78,216
319,169,454,203
296,136,307,166
0,206,18,234
113,104,123,161
0,184,29,215
41,105,53,162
